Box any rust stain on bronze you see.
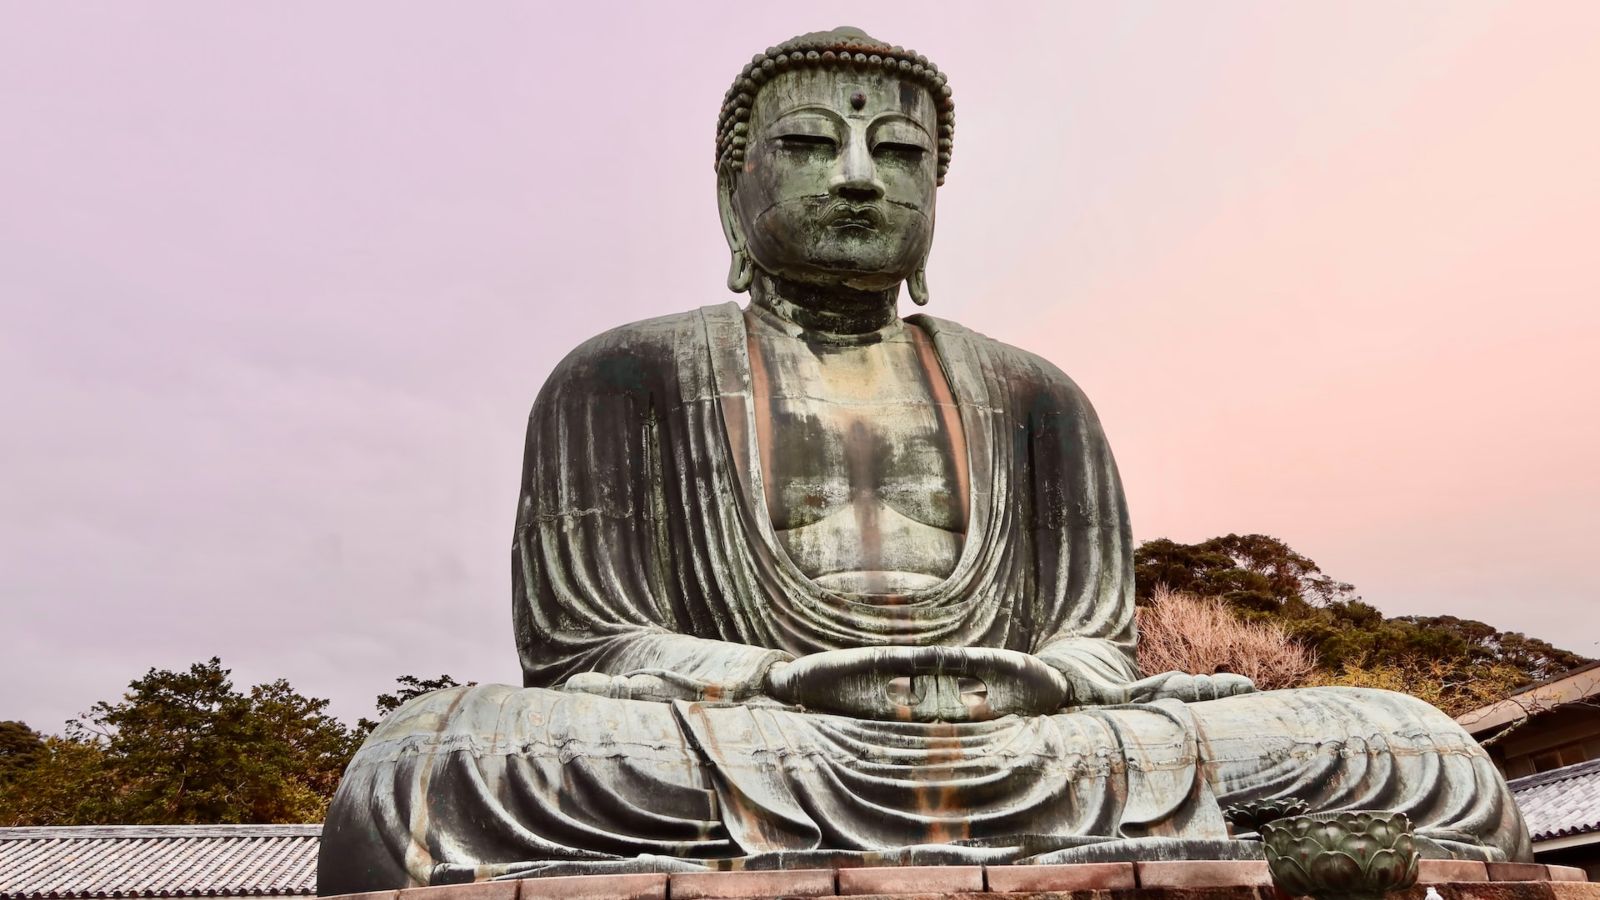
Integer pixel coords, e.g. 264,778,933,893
744,311,780,517
909,322,968,528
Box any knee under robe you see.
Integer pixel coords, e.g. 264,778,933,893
319,684,1528,892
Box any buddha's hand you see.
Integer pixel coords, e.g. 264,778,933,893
562,671,714,702
764,646,1072,723
1121,670,1257,704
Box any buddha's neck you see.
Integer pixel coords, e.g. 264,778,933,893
749,272,900,337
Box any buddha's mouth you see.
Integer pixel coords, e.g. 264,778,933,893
824,203,885,232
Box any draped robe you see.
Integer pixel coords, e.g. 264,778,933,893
318,304,1530,893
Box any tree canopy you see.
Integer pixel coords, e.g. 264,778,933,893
1134,534,1590,712
0,664,465,826
0,659,359,825
0,720,45,780
1135,533,1358,614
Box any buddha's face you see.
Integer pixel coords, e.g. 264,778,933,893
726,67,938,292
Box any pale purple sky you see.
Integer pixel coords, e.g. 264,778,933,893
4,3,1597,730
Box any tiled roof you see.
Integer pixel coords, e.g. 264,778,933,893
0,825,319,899
1508,758,1600,843
1457,660,1600,736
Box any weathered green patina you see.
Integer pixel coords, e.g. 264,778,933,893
1264,811,1422,900
316,27,1531,894
1226,799,1312,838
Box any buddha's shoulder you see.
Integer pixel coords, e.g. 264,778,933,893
913,314,1096,413
560,307,708,360
547,304,716,374
543,306,725,390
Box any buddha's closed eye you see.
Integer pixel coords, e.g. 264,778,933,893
872,141,926,159
778,133,837,153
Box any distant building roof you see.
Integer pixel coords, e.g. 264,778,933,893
1508,758,1600,844
1457,660,1600,737
0,825,319,899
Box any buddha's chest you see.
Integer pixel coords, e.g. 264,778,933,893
745,316,969,591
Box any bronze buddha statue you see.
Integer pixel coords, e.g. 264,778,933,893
318,27,1529,893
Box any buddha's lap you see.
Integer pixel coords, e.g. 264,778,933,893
359,681,1481,780
334,681,1522,865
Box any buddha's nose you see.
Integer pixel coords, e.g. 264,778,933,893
832,135,884,202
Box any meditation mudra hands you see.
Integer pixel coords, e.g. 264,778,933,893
763,647,1257,721
765,646,1071,722
562,646,1256,723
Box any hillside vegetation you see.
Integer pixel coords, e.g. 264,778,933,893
1135,534,1589,714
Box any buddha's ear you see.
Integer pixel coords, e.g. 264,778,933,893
716,169,754,293
908,254,931,306
908,203,935,305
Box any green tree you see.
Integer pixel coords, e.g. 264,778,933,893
58,658,358,824
358,674,471,735
1395,615,1587,682
0,720,45,782
1,664,482,826
1134,533,1357,616
0,735,114,826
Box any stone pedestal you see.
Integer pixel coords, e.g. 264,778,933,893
320,861,1592,900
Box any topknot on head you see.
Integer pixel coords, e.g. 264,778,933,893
715,26,955,185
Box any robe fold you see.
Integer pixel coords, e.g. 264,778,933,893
318,304,1530,894
510,302,1139,696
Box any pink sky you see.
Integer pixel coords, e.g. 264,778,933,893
3,2,1597,729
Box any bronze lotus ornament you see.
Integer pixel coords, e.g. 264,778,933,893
1224,798,1312,837
1263,811,1421,900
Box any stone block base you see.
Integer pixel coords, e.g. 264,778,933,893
322,862,1593,900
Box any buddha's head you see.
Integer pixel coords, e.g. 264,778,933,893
715,28,955,304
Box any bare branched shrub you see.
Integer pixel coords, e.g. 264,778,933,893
1136,586,1318,690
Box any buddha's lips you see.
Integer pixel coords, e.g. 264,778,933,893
824,203,885,231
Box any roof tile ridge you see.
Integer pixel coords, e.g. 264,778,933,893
197,834,259,890
0,827,321,841
1507,756,1600,791
239,833,307,894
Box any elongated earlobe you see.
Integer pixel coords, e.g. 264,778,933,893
716,170,754,294
727,248,754,293
908,268,930,306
